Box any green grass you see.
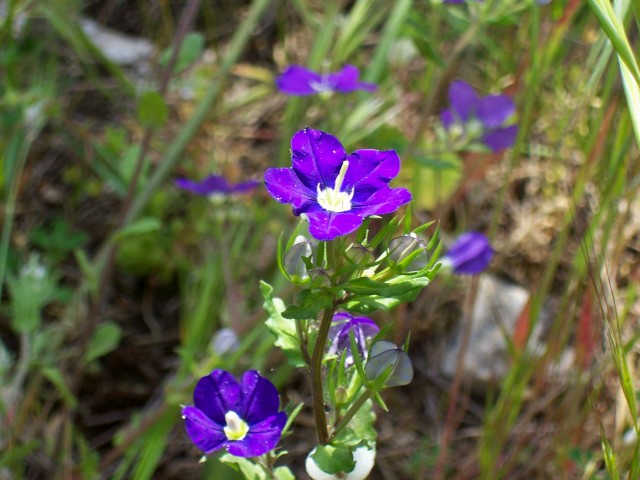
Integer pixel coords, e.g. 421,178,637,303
1,0,640,478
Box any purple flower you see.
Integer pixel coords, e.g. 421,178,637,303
175,175,259,196
441,80,518,152
328,312,380,365
442,231,493,275
182,369,287,458
275,65,376,96
264,128,412,241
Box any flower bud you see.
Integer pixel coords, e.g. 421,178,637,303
306,445,376,480
284,235,314,281
388,233,428,271
364,341,413,388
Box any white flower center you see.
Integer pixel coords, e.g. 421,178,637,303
223,411,249,441
316,161,354,213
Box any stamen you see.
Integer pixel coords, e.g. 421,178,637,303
223,411,249,441
316,161,355,213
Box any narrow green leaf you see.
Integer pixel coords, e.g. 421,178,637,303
137,91,168,129
84,322,122,363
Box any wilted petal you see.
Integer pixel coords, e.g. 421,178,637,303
482,125,518,152
477,94,515,129
182,406,226,454
276,66,323,95
239,370,281,425
448,80,479,122
226,412,287,457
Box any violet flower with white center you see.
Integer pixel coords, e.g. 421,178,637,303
264,128,412,241
441,231,493,275
175,174,260,196
182,369,287,458
328,312,380,366
275,65,376,96
440,80,518,152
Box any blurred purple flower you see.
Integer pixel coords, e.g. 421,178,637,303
441,80,518,152
328,312,380,366
442,231,493,275
182,369,287,457
264,128,411,241
276,65,376,96
175,174,259,196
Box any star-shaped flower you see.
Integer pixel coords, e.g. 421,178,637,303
264,128,411,241
175,174,259,196
275,65,376,96
328,312,380,366
441,80,518,152
441,231,493,275
182,369,287,458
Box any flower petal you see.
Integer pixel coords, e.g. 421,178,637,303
448,80,479,122
238,370,281,425
304,211,363,241
175,175,229,196
264,167,316,215
343,149,400,202
275,66,323,96
193,369,241,425
440,109,456,129
331,65,376,93
182,406,226,454
291,128,348,189
445,231,493,274
477,94,515,128
351,186,412,217
482,125,518,152
226,412,287,457
229,179,261,193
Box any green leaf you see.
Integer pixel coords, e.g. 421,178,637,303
342,276,429,298
160,32,205,73
137,91,168,129
113,217,161,241
220,454,269,480
41,366,77,408
334,400,377,445
273,466,296,480
311,445,356,475
282,289,333,320
261,281,305,367
84,322,122,363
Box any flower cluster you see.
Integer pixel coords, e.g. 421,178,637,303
264,127,411,241
182,369,287,458
276,65,376,96
441,80,518,152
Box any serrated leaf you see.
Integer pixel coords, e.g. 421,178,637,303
84,322,122,363
261,281,305,367
137,91,168,129
311,445,356,475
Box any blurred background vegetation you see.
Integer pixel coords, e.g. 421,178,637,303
1,0,640,478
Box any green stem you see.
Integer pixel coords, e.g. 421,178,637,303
329,389,373,442
310,306,337,445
